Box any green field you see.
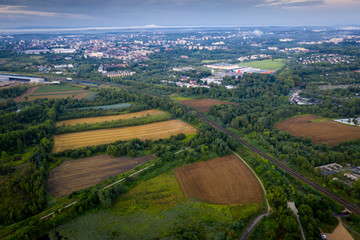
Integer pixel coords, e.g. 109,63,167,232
52,171,262,239
75,103,132,110
34,85,84,93
240,59,286,71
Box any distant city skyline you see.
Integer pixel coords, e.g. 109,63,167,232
0,0,359,30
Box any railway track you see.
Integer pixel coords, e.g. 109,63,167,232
195,112,360,215
71,80,360,215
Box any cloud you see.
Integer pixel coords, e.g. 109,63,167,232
256,0,323,8
0,5,88,18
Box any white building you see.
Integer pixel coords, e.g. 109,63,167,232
51,48,76,54
0,74,45,83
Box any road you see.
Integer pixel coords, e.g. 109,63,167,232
240,213,270,240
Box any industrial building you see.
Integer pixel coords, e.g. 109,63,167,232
0,74,45,84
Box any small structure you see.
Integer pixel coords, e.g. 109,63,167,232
344,172,359,181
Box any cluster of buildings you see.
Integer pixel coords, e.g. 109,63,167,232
317,163,360,182
289,90,315,105
97,64,134,78
205,63,274,74
237,54,271,62
296,54,354,65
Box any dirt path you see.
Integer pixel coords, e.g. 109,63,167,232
14,86,40,102
324,218,354,240
240,213,270,240
233,151,271,212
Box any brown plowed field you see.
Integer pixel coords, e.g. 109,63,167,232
175,155,263,205
53,119,196,153
73,92,90,100
179,99,238,113
276,115,360,146
14,86,39,102
46,154,155,198
56,109,166,127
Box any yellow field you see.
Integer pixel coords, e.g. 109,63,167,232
53,120,196,153
56,109,166,127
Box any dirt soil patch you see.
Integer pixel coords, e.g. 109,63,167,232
47,154,155,198
53,119,196,153
14,86,39,102
73,92,89,100
175,155,263,205
179,99,238,113
324,218,354,240
56,109,166,127
276,115,360,146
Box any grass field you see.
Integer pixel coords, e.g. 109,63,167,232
276,115,360,146
74,103,132,110
52,171,263,239
28,94,76,101
175,155,263,204
34,84,84,93
179,99,238,113
240,59,286,71
46,154,156,198
15,84,94,101
52,120,197,153
56,109,166,127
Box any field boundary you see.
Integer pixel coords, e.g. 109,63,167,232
232,151,270,212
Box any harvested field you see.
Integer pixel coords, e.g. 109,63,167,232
46,154,155,198
73,92,89,100
53,119,196,153
179,99,238,113
14,86,39,102
56,109,166,127
276,115,360,146
175,155,263,205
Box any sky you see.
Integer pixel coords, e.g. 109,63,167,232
0,0,359,29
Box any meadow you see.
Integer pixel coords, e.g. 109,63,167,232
52,171,263,239
240,59,286,71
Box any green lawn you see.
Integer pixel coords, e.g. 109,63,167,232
240,59,286,71
34,84,84,93
52,171,263,240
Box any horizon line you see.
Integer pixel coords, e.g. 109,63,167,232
1,24,360,34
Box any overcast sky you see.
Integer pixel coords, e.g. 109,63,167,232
0,0,359,29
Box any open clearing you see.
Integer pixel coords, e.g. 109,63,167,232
179,99,238,113
276,115,360,146
240,59,286,71
46,154,155,198
34,84,84,93
175,155,263,205
324,218,354,240
53,119,196,153
56,109,166,126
